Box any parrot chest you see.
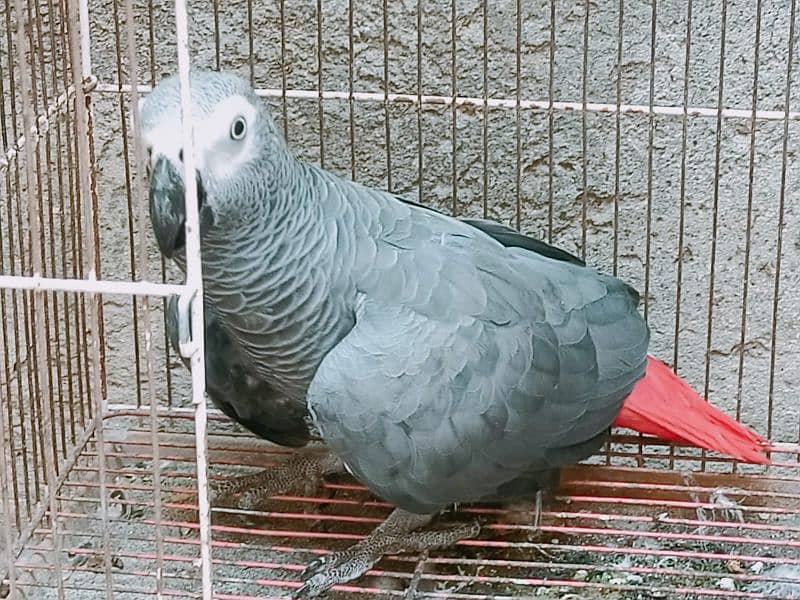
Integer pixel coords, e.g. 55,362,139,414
203,264,357,401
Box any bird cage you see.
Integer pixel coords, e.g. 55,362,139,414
1,0,799,598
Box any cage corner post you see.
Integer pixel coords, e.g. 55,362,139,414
78,0,92,80
77,0,109,400
173,0,213,596
68,0,114,594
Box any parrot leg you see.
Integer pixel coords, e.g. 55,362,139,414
293,508,481,599
210,448,344,510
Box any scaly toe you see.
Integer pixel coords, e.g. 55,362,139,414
294,552,367,599
208,480,236,506
300,553,337,580
235,490,260,511
292,572,330,599
208,489,223,506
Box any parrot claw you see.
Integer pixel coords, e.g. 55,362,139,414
292,573,332,599
299,555,332,580
291,509,481,598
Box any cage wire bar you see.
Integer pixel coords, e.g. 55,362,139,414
1,0,213,595
1,0,800,598
92,82,800,122
171,0,214,597
122,0,163,591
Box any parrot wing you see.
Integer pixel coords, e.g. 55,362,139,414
307,198,649,513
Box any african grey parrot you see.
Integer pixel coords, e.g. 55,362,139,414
140,71,770,598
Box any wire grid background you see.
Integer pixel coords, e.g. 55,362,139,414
1,0,800,598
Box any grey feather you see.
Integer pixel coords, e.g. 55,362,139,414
143,71,650,514
165,296,310,447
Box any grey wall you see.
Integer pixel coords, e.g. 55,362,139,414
89,0,800,445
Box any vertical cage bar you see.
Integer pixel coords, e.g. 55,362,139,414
0,282,22,525
42,0,67,474
382,0,391,191
70,0,112,594
0,63,23,538
612,0,623,277
514,0,521,229
111,0,144,408
17,186,43,505
62,0,87,437
769,0,796,444
13,0,65,595
173,0,212,596
76,0,106,412
156,0,173,407
82,9,103,409
246,0,255,84
148,0,157,79
26,0,55,488
643,0,657,321
41,0,71,463
71,109,90,430
481,0,488,219
78,0,91,76
1,0,31,522
580,0,589,261
90,81,107,404
212,0,220,70
546,0,555,241
670,0,694,471
316,0,325,167
416,0,423,201
673,0,693,376
124,0,166,594
8,0,45,503
0,268,19,598
703,0,729,410
279,0,288,140
640,0,659,467
348,0,356,181
735,0,763,429
450,0,457,216
0,349,15,596
150,0,174,409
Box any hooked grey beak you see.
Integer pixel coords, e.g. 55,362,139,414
148,156,207,259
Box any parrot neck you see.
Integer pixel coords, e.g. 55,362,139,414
192,156,356,400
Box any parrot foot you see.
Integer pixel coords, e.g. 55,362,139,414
210,448,344,510
292,508,481,599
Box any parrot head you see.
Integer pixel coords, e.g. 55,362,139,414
138,71,285,259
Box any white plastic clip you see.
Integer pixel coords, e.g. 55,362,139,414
177,289,199,359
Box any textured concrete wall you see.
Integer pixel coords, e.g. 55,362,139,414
89,0,800,444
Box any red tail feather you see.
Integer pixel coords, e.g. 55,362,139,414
613,356,771,464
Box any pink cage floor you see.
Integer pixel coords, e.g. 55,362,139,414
13,414,800,600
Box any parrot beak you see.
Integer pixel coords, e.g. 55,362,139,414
148,155,207,259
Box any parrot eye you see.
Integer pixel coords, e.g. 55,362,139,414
230,116,247,141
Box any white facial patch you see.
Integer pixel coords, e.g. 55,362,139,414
140,94,258,182
200,96,258,181
141,118,183,170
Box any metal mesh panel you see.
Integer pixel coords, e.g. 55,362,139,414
1,0,799,598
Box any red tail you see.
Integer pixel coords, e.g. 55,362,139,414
613,356,771,464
